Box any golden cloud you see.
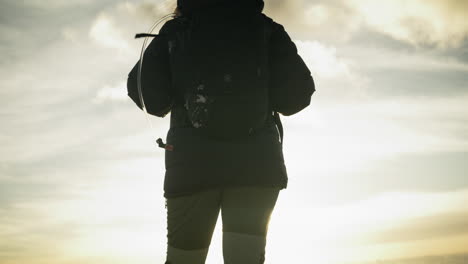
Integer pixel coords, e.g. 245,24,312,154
349,0,468,48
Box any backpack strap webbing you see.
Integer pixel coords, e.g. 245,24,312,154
135,33,159,39
274,111,283,145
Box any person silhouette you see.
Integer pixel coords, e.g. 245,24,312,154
127,0,315,263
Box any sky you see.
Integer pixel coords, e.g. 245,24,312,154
1,0,468,263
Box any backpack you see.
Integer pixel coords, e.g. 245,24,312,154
167,12,274,140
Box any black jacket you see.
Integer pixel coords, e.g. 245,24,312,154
127,4,315,198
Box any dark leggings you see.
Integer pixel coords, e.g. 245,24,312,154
165,186,281,264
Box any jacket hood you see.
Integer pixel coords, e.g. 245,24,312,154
177,0,264,15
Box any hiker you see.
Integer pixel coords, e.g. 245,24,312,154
127,0,315,263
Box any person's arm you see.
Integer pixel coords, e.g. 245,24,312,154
268,20,315,116
127,22,173,117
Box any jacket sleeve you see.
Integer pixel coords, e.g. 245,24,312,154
127,22,173,117
268,22,315,116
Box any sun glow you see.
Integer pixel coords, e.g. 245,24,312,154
265,188,468,264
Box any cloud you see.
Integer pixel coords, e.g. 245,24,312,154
0,0,175,171
89,14,129,51
2,1,468,264
360,254,468,264
268,188,468,263
118,0,176,20
88,1,177,53
0,163,168,264
19,0,96,9
295,40,370,102
265,0,468,48
280,93,468,206
92,81,127,103
297,40,352,79
365,211,468,244
264,0,361,42
348,0,468,48
331,42,468,100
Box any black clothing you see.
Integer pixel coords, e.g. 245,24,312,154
127,4,315,198
164,110,286,197
166,186,280,250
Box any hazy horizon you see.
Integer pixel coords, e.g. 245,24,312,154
1,0,468,263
